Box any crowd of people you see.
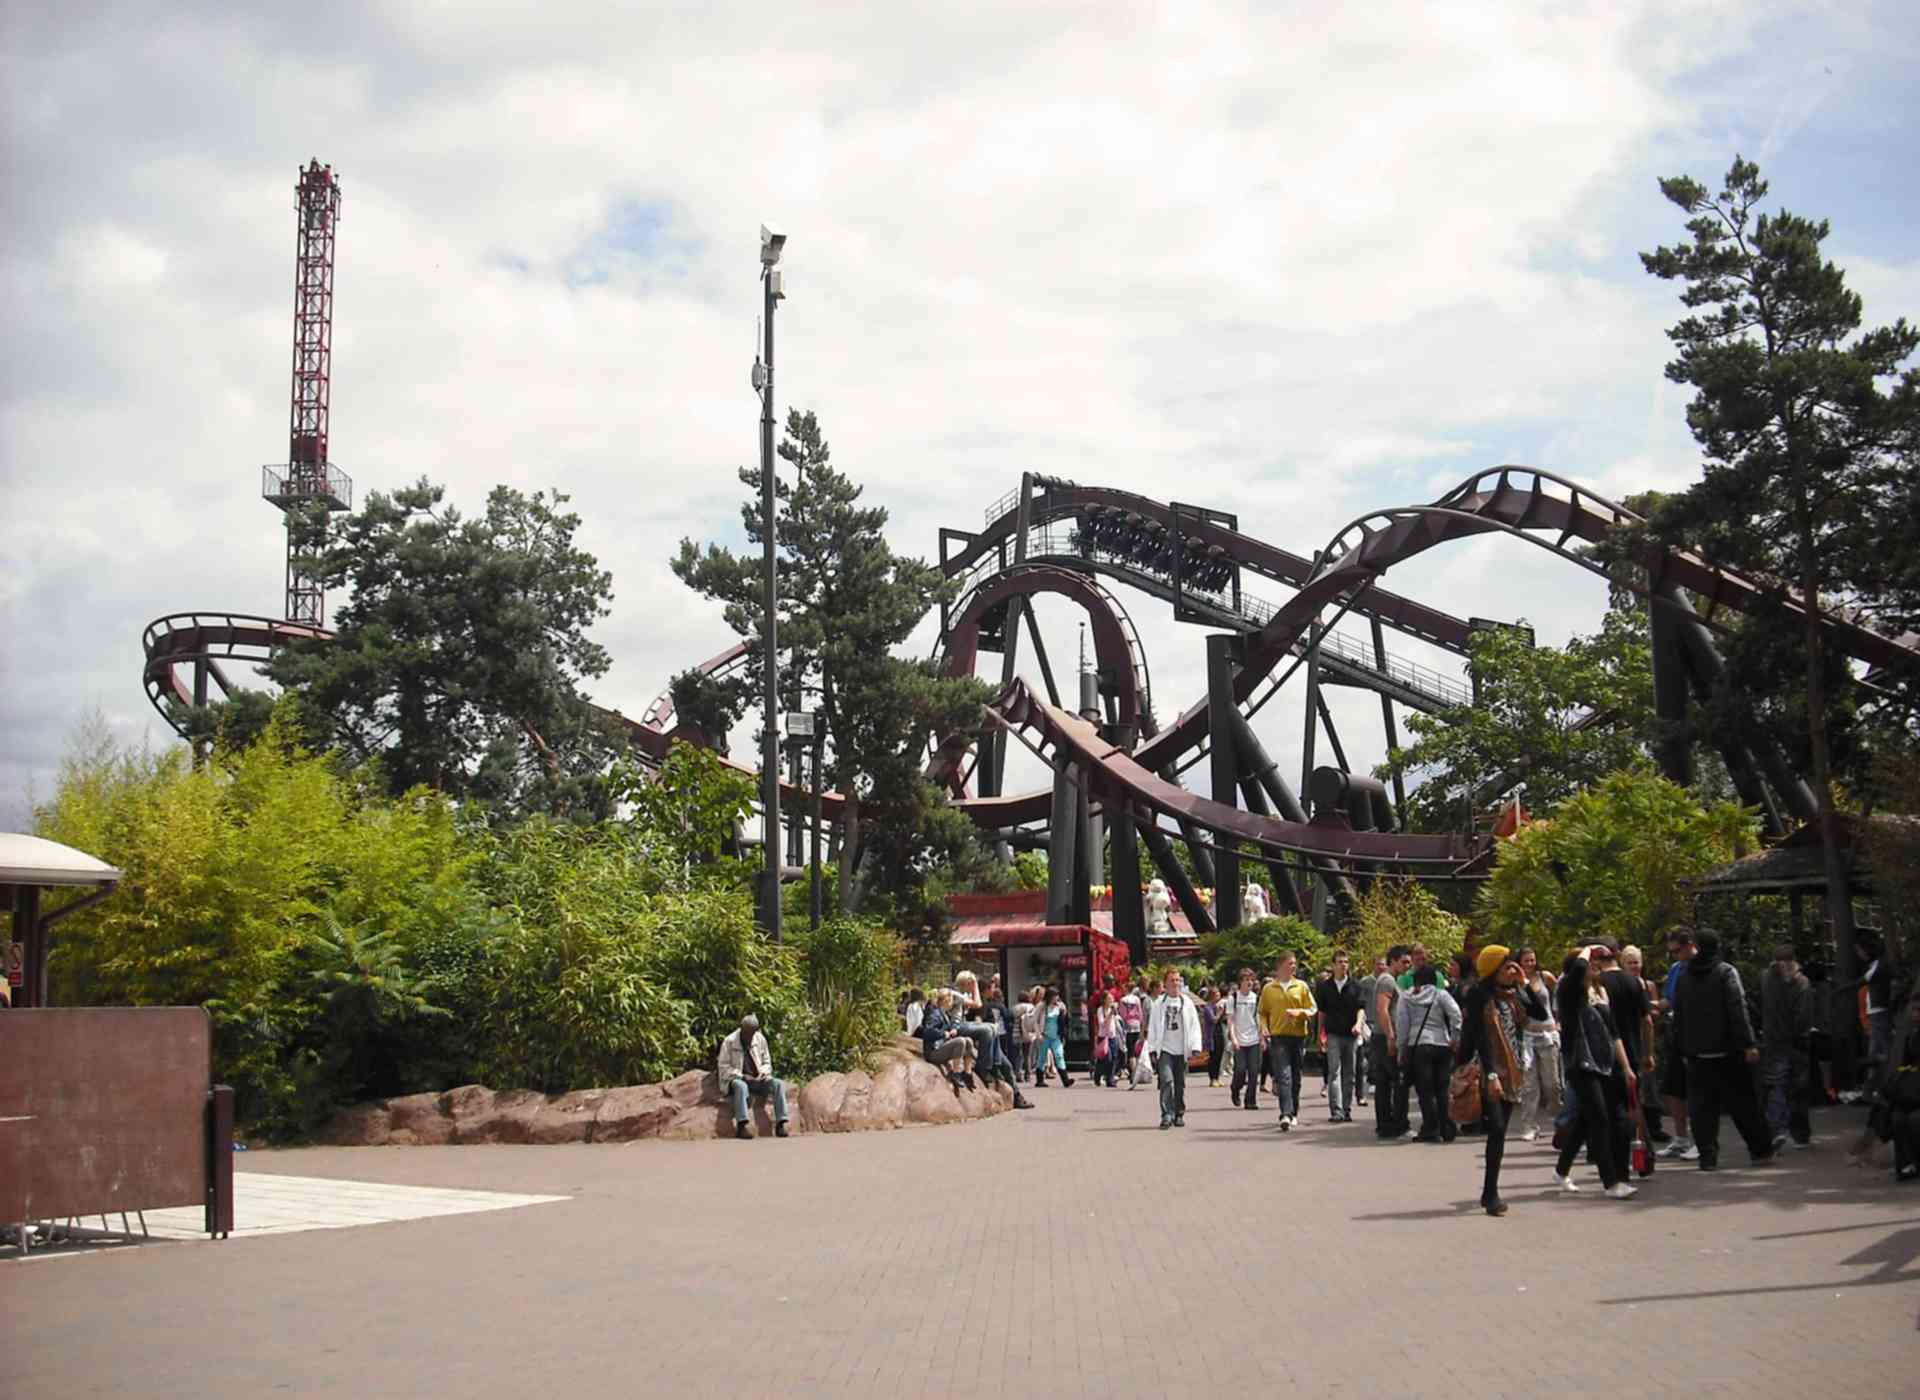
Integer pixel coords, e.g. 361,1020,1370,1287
882,929,1920,1205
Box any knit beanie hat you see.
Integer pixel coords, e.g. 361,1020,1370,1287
1476,944,1513,980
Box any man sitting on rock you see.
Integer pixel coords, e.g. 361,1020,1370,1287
717,1014,790,1140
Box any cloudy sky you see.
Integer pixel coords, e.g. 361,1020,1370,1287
4,1,1917,829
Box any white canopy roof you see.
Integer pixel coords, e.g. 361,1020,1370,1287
0,833,123,887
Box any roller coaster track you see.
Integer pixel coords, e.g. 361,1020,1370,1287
992,679,1483,868
143,466,1918,872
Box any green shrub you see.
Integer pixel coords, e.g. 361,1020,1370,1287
1196,915,1327,990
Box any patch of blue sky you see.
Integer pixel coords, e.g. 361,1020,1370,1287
560,196,702,290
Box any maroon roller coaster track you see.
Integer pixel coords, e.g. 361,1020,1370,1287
143,466,1917,873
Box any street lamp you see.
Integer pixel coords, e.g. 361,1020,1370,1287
757,223,787,940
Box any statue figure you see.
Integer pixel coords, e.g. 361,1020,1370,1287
1242,880,1270,923
1145,877,1173,935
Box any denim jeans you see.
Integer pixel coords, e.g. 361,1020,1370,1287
1156,1051,1188,1123
729,1076,789,1124
1037,1035,1068,1079
1370,1033,1408,1136
1269,1037,1306,1119
1231,1043,1262,1107
1325,1033,1360,1117
1410,1044,1455,1141
1762,1049,1810,1144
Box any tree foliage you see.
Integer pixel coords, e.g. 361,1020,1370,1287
268,478,622,819
1195,914,1329,990
1476,767,1758,970
31,715,900,1137
1343,878,1470,974
1381,606,1656,830
672,410,994,906
1640,156,1920,973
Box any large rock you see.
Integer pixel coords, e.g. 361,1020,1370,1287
385,1091,455,1146
528,1089,602,1145
316,1102,391,1147
591,1085,676,1142
316,1039,1012,1146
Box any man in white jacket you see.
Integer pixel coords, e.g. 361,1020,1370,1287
1148,969,1205,1130
716,1014,790,1140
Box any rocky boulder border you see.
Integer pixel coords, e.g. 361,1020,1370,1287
317,1036,1013,1146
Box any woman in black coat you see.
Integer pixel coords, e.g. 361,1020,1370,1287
1553,950,1639,1200
1458,948,1545,1215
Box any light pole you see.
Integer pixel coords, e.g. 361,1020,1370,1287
756,223,787,941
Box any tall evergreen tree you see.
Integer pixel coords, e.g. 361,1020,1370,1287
1640,157,1920,978
672,410,992,909
269,479,622,818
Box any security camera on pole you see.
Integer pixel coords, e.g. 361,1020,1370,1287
755,223,787,941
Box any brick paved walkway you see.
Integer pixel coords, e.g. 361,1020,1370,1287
5,1075,1915,1398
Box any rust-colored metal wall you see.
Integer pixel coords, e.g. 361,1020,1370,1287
0,1007,212,1224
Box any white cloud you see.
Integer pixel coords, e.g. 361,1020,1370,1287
3,0,1914,824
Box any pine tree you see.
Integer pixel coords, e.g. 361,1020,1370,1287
1641,157,1920,978
269,479,620,817
672,410,992,909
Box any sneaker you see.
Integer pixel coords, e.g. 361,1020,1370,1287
1279,1117,1292,1133
735,1122,754,1140
1791,1139,1813,1150
1553,1172,1580,1193
1771,1132,1790,1153
774,1122,790,1138
1174,1114,1186,1127
1231,1090,1241,1107
1604,1182,1638,1200
1401,1129,1417,1141
1664,1139,1700,1161
1159,1118,1172,1130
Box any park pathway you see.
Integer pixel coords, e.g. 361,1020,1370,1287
4,1070,1914,1397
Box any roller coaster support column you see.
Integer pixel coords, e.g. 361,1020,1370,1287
190,656,210,769
1138,823,1215,935
1046,756,1083,926
1371,617,1407,819
1108,796,1148,966
1206,634,1242,930
1079,664,1103,887
1663,588,1815,830
1648,592,1693,789
1226,707,1357,912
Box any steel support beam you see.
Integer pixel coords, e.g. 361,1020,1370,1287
1206,634,1242,930
1046,756,1079,925
1372,617,1407,818
1108,797,1148,966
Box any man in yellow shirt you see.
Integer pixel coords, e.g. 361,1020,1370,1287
1259,952,1316,1131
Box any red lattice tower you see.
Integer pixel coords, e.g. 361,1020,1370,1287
262,159,352,626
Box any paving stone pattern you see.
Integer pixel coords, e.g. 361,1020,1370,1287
3,1075,1915,1398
